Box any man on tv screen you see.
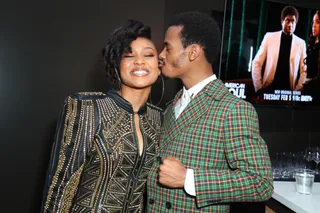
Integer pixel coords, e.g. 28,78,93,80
252,5,307,96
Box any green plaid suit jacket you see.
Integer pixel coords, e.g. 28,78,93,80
147,79,273,212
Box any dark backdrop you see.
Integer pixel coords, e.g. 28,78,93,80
1,0,319,212
0,0,166,212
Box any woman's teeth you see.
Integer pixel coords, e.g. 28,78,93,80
132,70,149,76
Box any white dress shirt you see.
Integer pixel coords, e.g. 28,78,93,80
174,74,217,196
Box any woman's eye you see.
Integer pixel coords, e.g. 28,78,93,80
145,54,154,57
123,55,134,58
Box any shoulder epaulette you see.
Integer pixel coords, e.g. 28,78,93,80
70,92,106,100
146,102,164,113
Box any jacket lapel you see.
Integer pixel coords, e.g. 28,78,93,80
271,31,282,72
162,89,181,139
162,79,228,145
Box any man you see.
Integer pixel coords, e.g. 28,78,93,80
252,5,307,94
147,11,273,212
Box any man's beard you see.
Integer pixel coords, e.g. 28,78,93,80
172,51,186,69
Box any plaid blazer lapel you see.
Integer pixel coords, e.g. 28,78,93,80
165,89,211,144
162,89,182,139
162,79,229,149
176,91,209,131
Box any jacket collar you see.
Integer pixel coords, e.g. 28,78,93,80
172,78,228,106
106,89,147,115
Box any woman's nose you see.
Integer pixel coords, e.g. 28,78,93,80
134,56,145,65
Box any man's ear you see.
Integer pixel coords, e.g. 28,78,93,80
188,44,201,61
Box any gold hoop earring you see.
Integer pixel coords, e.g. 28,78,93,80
149,74,164,106
114,68,122,90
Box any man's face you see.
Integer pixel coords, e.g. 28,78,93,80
282,15,297,35
158,26,188,79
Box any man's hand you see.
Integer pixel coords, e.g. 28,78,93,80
158,156,187,188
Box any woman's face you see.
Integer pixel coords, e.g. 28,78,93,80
312,13,320,38
119,37,160,90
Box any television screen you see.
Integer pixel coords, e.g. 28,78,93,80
218,0,319,106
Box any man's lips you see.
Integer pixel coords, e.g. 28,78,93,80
159,58,166,67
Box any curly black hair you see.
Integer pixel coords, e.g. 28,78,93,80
168,11,221,65
281,6,299,23
304,10,320,77
102,20,151,86
307,11,320,53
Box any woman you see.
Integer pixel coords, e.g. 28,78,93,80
41,20,163,213
304,10,320,102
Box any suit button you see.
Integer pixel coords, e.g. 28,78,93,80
166,201,172,209
149,199,154,204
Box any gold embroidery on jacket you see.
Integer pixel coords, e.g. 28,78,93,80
60,165,84,212
44,97,77,211
42,94,162,213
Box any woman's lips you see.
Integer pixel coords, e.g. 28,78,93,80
131,69,150,76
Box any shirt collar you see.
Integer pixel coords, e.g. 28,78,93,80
182,74,217,98
281,31,293,38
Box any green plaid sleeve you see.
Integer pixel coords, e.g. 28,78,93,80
194,101,273,208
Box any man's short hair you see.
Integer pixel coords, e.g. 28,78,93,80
281,6,299,22
168,11,221,65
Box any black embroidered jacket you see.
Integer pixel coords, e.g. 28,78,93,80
41,89,162,213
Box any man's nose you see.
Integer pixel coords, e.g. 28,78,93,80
159,49,165,59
